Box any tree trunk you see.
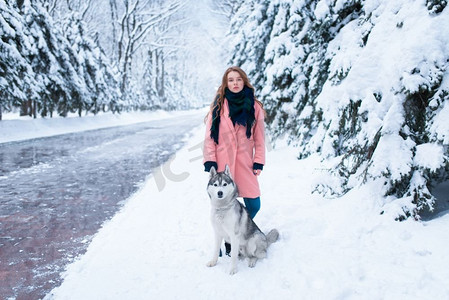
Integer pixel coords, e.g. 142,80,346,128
20,100,32,116
109,0,118,63
155,50,160,97
160,50,165,99
32,100,37,119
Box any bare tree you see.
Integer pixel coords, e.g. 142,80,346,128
116,0,184,93
109,0,119,64
210,0,240,19
42,0,93,20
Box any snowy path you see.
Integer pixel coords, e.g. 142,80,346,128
45,127,449,299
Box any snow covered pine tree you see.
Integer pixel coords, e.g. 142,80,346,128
228,0,449,220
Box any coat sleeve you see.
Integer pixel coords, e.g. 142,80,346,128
252,104,266,166
203,112,217,164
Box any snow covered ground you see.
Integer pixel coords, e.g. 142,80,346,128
2,111,449,299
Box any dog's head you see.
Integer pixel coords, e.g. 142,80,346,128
207,165,237,206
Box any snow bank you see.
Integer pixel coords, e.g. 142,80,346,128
0,109,203,144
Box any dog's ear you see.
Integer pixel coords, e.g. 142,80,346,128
224,164,232,178
210,166,217,177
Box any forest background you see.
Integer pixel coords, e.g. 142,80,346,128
1,0,449,220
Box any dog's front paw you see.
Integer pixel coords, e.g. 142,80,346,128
229,267,238,275
206,260,217,267
248,258,257,268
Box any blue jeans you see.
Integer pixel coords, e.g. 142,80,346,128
243,197,260,219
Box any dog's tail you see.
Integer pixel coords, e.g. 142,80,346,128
266,229,280,245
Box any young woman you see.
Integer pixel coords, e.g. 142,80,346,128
203,66,266,226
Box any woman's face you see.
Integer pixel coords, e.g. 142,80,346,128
227,71,244,93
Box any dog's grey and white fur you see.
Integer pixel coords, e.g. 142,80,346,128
206,165,279,275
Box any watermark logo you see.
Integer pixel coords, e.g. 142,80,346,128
152,133,273,191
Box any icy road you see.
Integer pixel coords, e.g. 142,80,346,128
0,112,203,299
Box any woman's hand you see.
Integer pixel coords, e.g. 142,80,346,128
252,162,263,176
253,169,262,176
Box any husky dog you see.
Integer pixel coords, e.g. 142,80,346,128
206,165,279,275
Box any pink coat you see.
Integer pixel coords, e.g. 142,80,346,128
203,99,266,198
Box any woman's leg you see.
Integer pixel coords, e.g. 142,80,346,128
243,197,261,219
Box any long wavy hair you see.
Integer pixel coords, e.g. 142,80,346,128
205,66,264,122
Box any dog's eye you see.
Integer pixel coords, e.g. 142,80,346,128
223,183,227,186
214,183,218,187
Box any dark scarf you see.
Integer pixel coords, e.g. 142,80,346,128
210,86,255,144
